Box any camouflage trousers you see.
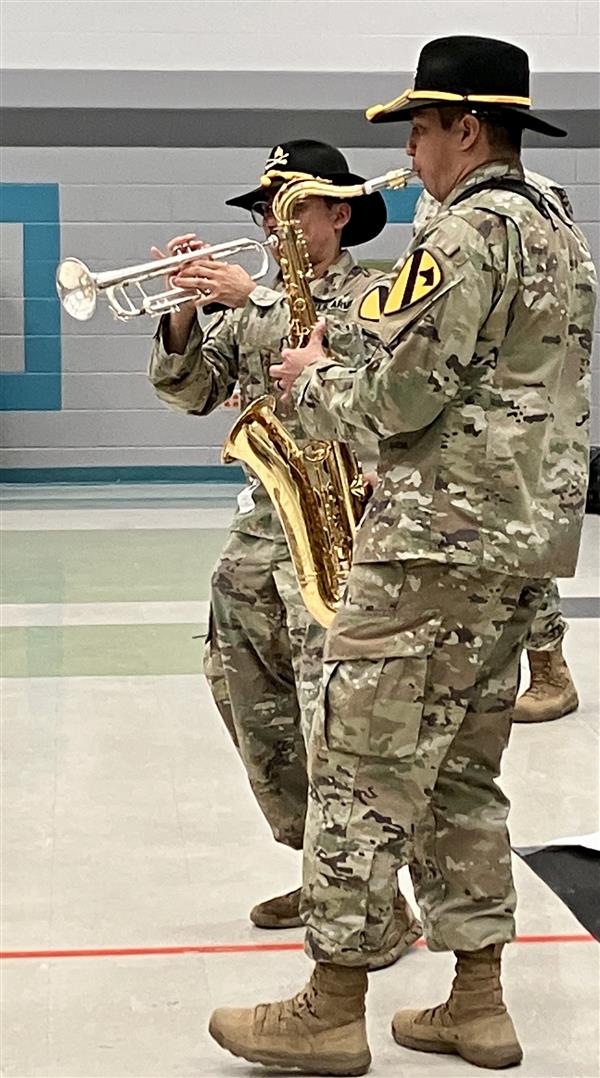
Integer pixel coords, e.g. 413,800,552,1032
526,578,567,651
301,560,547,963
204,528,325,850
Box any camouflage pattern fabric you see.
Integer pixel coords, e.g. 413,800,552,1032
524,578,568,651
204,530,324,849
301,560,548,963
292,162,596,961
295,161,596,578
149,250,380,540
412,168,575,237
206,533,419,945
411,171,574,653
408,577,567,943
149,252,381,848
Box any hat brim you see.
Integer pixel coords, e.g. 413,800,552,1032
368,99,567,138
226,171,387,246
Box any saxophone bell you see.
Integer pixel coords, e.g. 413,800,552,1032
222,396,354,628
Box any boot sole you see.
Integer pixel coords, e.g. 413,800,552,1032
513,708,577,723
209,1018,371,1075
513,696,579,724
250,916,304,929
392,1027,523,1069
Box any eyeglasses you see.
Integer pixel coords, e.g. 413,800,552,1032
250,200,275,226
250,194,325,227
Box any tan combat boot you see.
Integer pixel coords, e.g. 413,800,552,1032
209,962,371,1075
250,887,303,928
513,645,579,723
391,944,523,1069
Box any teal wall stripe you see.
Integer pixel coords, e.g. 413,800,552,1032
0,465,246,484
17,336,64,373
0,183,62,412
1,183,60,222
383,186,423,222
0,374,61,411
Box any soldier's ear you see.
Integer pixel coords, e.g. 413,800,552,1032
459,112,481,152
332,201,352,231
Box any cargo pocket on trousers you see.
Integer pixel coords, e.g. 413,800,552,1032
323,631,436,760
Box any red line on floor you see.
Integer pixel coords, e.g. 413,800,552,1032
0,934,594,960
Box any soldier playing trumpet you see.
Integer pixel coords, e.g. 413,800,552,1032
148,140,420,966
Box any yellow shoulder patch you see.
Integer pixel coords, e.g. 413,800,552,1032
358,249,444,322
358,284,389,322
384,249,443,314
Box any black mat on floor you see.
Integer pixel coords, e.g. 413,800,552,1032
515,846,600,939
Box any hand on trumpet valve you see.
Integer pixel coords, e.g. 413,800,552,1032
151,232,256,308
151,232,208,261
173,259,257,310
151,232,211,297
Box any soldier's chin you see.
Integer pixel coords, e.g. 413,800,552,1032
420,176,438,199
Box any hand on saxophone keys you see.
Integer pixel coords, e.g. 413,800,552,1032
269,319,328,402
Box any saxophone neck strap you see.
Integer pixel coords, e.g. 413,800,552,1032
450,177,553,220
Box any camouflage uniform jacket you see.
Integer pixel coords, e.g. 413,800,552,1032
412,168,575,234
294,162,596,577
149,250,380,538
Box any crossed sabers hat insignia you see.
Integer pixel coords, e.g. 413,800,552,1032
264,146,290,171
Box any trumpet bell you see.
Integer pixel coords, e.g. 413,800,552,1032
56,258,98,321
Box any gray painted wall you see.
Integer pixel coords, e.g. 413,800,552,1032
2,1,598,71
1,64,599,475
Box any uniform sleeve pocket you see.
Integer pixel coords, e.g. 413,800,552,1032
323,627,436,760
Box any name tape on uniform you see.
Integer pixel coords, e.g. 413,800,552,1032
359,249,443,321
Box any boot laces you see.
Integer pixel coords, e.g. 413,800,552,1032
522,679,547,700
420,1002,451,1026
254,984,319,1031
292,985,319,1019
527,651,570,692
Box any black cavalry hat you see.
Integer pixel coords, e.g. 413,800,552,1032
366,36,566,138
226,139,387,246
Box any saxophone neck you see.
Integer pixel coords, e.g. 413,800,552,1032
272,168,416,218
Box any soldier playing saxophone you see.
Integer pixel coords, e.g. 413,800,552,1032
209,37,596,1076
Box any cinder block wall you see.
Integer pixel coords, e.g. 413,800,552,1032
1,0,598,480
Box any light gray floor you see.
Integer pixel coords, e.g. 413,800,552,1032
1,492,598,1078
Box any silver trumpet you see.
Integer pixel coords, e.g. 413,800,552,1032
56,235,278,321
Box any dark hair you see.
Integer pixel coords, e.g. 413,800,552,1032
437,106,522,153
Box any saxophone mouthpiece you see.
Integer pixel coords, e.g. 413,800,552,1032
363,169,415,195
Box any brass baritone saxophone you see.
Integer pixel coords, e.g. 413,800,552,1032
222,169,414,628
